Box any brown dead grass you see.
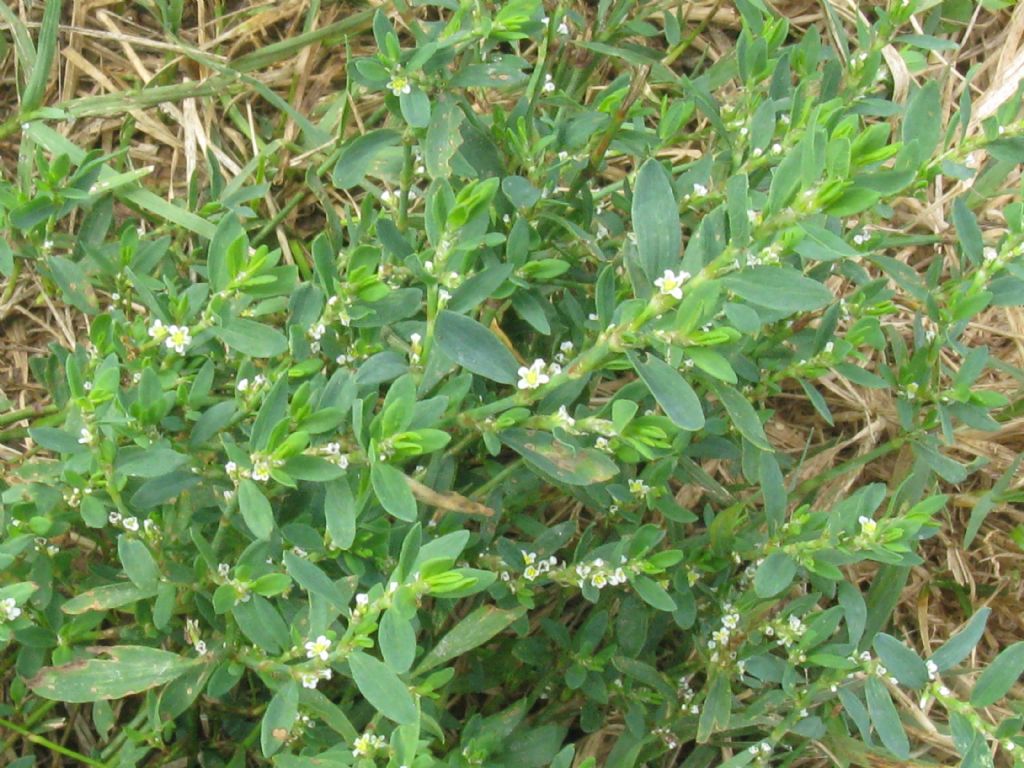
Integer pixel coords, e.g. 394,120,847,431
1,0,1023,765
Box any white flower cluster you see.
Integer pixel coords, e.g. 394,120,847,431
322,442,350,469
1,597,22,622
248,453,282,483
352,731,387,758
765,613,807,652
677,677,700,715
628,478,650,498
236,374,267,393
301,667,333,690
551,404,576,432
148,319,192,354
185,617,207,655
574,556,628,590
554,340,574,364
653,269,691,300
857,515,877,537
747,742,773,757
707,606,741,663
520,551,559,582
107,511,157,537
517,358,560,390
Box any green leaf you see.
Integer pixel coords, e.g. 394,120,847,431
416,605,527,674
399,87,431,128
379,606,417,674
632,158,681,281
261,680,299,758
332,129,401,189
371,463,418,522
500,428,618,485
20,0,61,112
628,352,704,431
753,551,797,598
118,536,160,592
129,470,201,509
62,582,157,615
216,318,289,358
283,551,347,609
348,651,418,724
901,80,942,167
696,670,731,742
865,677,909,760
722,267,833,313
115,448,188,478
29,646,198,703
324,478,357,549
873,634,928,688
713,383,771,450
929,607,990,671
434,310,519,384
952,197,983,264
29,427,89,454
238,479,275,539
47,256,99,314
630,575,676,612
970,641,1024,707
425,98,463,178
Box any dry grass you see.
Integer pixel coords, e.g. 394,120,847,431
1,0,1023,765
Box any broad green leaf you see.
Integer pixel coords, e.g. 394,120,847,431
129,470,201,509
970,641,1024,707
261,680,299,758
629,352,704,431
754,551,796,598
929,607,990,671
324,478,357,549
29,646,199,703
400,87,431,128
238,479,275,539
47,256,99,314
348,651,418,724
632,158,681,281
118,536,160,592
434,310,519,384
873,634,928,688
901,80,942,168
284,550,347,609
722,267,833,313
216,318,289,358
416,605,527,674
500,428,618,485
115,448,188,478
371,463,418,522
29,427,89,454
865,677,909,760
952,197,983,264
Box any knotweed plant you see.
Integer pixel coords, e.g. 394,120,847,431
1,1,1024,767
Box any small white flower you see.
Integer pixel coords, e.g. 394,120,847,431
595,436,610,451
771,142,783,153
517,359,550,390
1,597,21,622
78,427,93,445
253,374,267,387
692,182,708,196
225,461,237,475
108,511,122,526
301,671,321,689
387,73,412,97
438,288,451,303
629,478,650,498
983,246,999,262
858,515,877,536
148,319,168,341
557,21,569,35
653,269,690,300
926,660,939,680
352,732,387,758
194,640,207,655
164,325,192,355
355,593,370,607
560,340,574,354
543,73,556,93
939,685,951,697
304,634,331,661
122,516,140,532
250,455,272,483
236,378,249,392
591,571,608,589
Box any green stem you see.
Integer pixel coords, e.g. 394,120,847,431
0,715,108,768
0,404,58,427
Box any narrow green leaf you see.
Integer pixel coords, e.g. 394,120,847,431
873,634,928,688
713,383,771,450
21,0,61,112
929,608,990,671
29,646,198,703
379,606,417,673
216,318,289,358
62,583,157,615
630,575,677,612
865,677,909,759
723,267,833,313
416,605,527,674
970,641,1024,707
261,680,299,758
